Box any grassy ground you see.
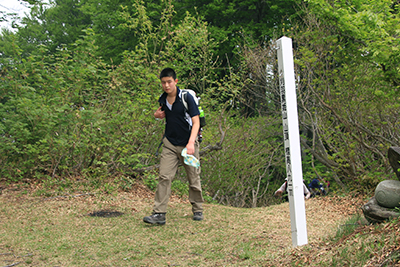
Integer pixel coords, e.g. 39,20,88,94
0,180,399,266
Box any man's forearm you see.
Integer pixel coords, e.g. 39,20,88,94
188,116,200,145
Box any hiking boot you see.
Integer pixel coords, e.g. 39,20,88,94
193,212,204,221
143,213,166,225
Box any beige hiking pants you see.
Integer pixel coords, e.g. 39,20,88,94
153,137,204,214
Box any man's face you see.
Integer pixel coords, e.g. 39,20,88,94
161,76,178,94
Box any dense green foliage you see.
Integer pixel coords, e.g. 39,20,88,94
1,0,399,207
291,0,400,191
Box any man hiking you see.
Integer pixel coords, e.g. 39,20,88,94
143,68,204,225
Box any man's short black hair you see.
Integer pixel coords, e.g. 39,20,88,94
160,68,176,80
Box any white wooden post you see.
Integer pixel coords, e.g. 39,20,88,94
276,36,308,247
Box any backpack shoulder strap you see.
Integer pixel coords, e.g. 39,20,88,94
181,89,189,112
180,89,199,114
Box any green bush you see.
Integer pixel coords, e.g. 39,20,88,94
200,114,286,208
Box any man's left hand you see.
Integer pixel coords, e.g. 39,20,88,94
186,143,195,155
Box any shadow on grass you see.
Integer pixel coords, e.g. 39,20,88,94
87,209,124,217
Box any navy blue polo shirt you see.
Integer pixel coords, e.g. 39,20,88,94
158,87,200,146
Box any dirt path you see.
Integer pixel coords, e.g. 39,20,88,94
245,195,366,251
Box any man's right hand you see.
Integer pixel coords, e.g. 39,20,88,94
154,106,165,119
